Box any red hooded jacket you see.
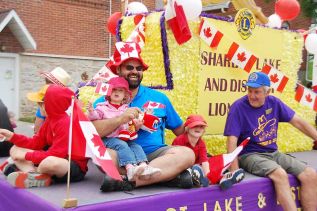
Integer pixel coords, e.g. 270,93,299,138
10,85,88,173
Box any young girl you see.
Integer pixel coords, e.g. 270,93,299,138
88,77,161,181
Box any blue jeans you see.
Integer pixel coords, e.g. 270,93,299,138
103,137,148,167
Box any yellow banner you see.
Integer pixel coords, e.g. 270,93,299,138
118,13,312,154
199,18,289,134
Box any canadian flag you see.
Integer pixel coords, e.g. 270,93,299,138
143,101,166,109
92,65,117,82
116,42,140,61
165,0,191,45
207,137,250,184
127,15,146,48
71,102,121,180
95,82,113,96
226,42,257,73
295,84,317,112
199,18,223,49
261,64,289,93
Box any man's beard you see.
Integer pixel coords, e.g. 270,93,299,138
126,73,142,89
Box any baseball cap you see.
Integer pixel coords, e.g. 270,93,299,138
184,114,208,128
245,72,271,88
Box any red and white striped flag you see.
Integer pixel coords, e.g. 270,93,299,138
261,64,289,93
226,42,257,73
127,15,146,48
295,84,317,112
143,101,166,109
92,65,117,82
95,82,113,96
199,18,223,49
71,102,121,180
207,137,250,184
165,0,191,45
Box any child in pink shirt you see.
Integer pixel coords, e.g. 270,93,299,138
88,77,161,182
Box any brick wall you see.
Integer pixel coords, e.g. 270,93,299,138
1,0,110,58
0,27,24,53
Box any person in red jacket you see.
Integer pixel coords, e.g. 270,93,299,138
0,85,88,188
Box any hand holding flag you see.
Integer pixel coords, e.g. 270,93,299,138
207,137,250,184
95,82,113,96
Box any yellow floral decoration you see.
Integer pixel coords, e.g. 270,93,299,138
82,12,313,155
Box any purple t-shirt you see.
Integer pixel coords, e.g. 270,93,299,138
224,95,295,155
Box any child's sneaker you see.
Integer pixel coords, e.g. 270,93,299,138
139,165,161,180
219,168,245,190
1,162,19,176
7,172,52,188
127,165,145,181
191,165,209,187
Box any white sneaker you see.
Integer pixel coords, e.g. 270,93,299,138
139,166,162,180
127,165,145,181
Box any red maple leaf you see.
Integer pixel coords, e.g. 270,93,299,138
237,52,246,62
150,102,158,107
91,134,107,157
120,44,134,54
305,94,312,103
270,74,279,83
204,27,212,38
136,35,141,43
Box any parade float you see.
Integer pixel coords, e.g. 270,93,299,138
1,0,317,210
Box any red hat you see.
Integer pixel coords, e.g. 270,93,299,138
106,42,149,74
184,115,208,128
108,77,132,97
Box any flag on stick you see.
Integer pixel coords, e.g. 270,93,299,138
71,102,121,180
127,15,146,48
92,65,117,82
261,64,289,93
207,137,250,184
95,82,113,96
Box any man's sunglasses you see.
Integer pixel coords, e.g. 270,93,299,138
125,65,144,72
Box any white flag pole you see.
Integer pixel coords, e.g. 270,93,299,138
62,97,78,208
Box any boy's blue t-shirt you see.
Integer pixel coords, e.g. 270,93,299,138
93,85,183,154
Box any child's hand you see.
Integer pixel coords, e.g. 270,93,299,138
133,119,144,131
0,129,14,141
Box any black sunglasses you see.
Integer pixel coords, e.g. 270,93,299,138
125,65,144,72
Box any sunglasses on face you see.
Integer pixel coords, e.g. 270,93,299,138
124,65,144,72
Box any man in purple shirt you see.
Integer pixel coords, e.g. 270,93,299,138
224,72,317,211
